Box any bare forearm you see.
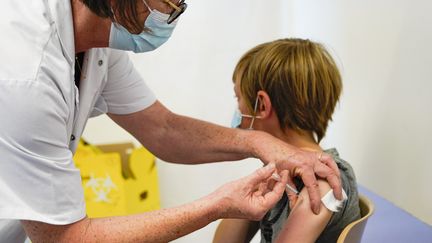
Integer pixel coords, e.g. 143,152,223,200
24,165,287,243
110,102,275,164
24,194,221,243
150,112,256,163
87,195,218,242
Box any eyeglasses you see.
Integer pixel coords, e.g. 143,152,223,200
163,0,187,24
143,0,187,24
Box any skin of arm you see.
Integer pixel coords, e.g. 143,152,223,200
109,101,263,164
23,196,220,243
213,219,259,243
22,164,288,243
274,180,334,243
109,101,343,213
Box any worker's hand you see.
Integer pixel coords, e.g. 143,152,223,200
251,132,342,214
212,164,288,221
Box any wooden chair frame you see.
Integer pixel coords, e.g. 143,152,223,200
337,194,375,243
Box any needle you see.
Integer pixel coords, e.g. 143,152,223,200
271,173,299,195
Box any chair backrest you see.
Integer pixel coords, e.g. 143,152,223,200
336,194,374,243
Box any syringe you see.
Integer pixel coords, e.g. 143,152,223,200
271,173,299,195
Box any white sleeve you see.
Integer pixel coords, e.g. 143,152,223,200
102,50,157,115
0,81,85,225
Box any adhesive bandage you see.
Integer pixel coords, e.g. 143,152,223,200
321,189,348,212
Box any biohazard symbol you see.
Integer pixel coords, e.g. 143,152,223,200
85,173,118,203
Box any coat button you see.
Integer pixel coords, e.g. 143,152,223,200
71,135,76,141
98,60,103,66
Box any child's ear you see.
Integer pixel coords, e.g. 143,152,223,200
257,90,272,119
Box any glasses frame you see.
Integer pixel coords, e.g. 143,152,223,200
164,0,187,24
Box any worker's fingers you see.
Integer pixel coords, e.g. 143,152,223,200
247,163,276,186
285,170,298,209
294,167,321,214
318,152,341,178
317,152,342,200
260,170,287,210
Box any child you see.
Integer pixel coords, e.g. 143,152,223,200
214,38,361,243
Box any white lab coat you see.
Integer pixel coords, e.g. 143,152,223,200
0,0,156,241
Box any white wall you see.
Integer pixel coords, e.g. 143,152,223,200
83,0,432,242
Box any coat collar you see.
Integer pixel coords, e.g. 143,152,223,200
47,0,75,65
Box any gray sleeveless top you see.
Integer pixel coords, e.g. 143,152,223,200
260,148,361,243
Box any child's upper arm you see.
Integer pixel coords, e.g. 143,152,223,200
213,219,259,243
274,180,334,243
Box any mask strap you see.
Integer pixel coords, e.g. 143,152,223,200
110,7,121,26
248,96,260,129
142,0,153,12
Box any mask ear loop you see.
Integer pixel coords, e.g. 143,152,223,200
142,0,171,24
110,6,120,25
142,0,153,12
248,96,260,129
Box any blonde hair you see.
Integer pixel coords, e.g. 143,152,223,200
233,38,342,142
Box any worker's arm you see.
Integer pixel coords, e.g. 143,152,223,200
110,100,265,164
109,101,342,214
274,180,333,243
22,164,287,243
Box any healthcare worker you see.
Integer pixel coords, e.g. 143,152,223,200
0,0,342,242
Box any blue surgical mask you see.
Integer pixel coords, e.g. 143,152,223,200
231,109,243,128
109,2,177,53
231,97,262,129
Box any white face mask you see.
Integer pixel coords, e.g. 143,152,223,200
231,97,262,129
109,1,178,53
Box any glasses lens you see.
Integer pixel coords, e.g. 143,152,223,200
167,1,187,24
